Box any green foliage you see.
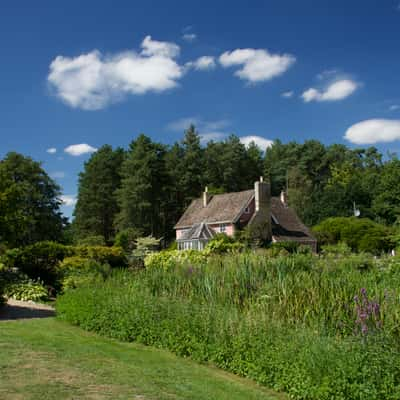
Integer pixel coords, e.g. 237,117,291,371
313,217,393,254
144,249,208,270
0,152,66,248
3,241,72,286
114,227,143,252
73,145,125,243
73,245,126,268
4,279,48,302
76,235,106,246
204,233,243,254
58,256,111,291
57,252,400,399
129,236,161,268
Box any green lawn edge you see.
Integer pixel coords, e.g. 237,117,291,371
0,317,286,400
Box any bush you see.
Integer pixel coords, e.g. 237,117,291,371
2,241,72,287
313,217,393,254
204,233,243,254
73,246,126,268
58,256,111,291
5,279,48,302
114,228,143,252
144,249,208,270
76,235,106,246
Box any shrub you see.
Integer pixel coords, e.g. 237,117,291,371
204,233,243,254
73,246,126,268
58,256,111,291
313,217,393,254
114,228,143,252
76,235,106,246
129,236,160,269
144,249,208,270
2,241,72,286
5,279,48,302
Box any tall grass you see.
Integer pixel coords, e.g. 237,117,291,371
57,252,400,399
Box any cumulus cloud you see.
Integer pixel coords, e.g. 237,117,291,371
64,143,97,156
47,147,57,154
344,119,400,144
219,48,295,83
182,33,197,42
302,79,358,102
281,90,294,98
185,56,216,71
240,135,273,150
48,36,183,110
60,195,77,207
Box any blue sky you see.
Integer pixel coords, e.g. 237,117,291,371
1,0,400,218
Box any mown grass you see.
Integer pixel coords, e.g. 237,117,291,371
0,317,284,400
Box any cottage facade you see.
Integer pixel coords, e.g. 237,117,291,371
174,178,317,251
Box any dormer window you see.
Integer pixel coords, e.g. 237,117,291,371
244,206,250,214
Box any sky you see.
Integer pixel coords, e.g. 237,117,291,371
1,0,400,219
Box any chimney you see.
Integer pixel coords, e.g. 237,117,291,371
280,191,288,207
254,177,270,212
251,177,272,242
203,186,211,207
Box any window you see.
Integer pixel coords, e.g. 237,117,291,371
220,223,227,233
244,206,250,214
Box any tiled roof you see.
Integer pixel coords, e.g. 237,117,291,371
178,222,216,241
271,197,316,243
174,189,254,228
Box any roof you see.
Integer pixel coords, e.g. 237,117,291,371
178,222,216,241
271,197,316,243
175,189,254,229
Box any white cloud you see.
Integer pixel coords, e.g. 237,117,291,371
344,119,400,144
47,147,57,154
281,90,294,98
141,35,180,58
167,116,230,143
60,195,77,207
48,36,183,110
389,104,400,111
182,33,197,42
50,171,66,179
185,56,216,71
219,48,295,83
302,79,358,102
240,135,273,150
64,143,97,156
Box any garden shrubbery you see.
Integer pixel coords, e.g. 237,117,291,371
313,217,393,254
57,252,400,399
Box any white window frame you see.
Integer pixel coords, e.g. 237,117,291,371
220,223,227,233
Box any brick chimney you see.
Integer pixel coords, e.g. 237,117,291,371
203,186,211,207
250,177,272,242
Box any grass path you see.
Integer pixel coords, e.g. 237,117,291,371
0,318,286,400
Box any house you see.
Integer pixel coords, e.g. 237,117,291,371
174,178,317,251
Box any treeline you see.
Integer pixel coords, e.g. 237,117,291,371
1,125,400,248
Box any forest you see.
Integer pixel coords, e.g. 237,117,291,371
1,125,400,249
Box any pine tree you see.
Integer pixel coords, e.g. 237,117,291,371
73,145,125,243
116,134,169,237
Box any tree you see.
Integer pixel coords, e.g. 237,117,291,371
74,145,125,243
0,152,66,248
180,125,204,205
115,134,169,237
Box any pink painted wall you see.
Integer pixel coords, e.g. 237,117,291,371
208,223,235,236
176,229,187,239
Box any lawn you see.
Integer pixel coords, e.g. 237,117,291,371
0,318,285,400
